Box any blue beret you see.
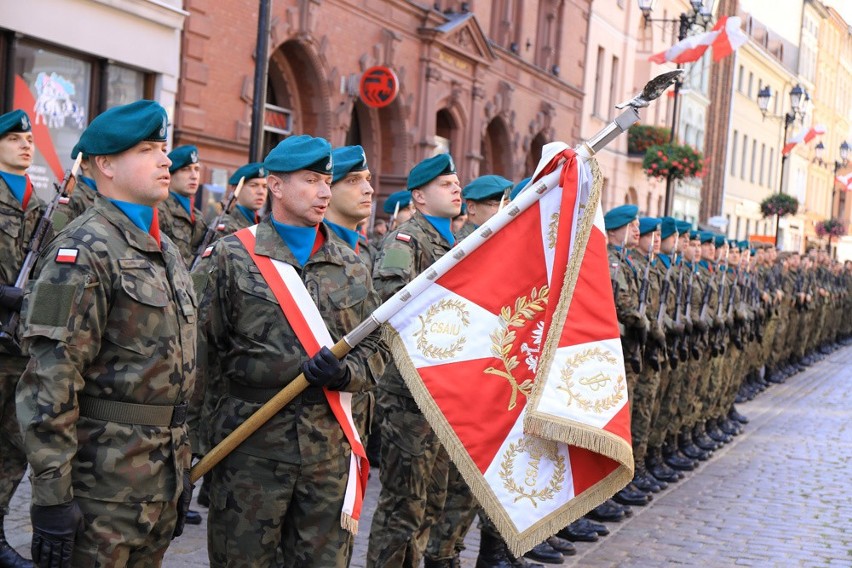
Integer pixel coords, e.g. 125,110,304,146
229,162,267,185
604,204,639,231
698,231,714,244
264,135,333,174
510,177,532,201
713,234,727,248
70,141,84,160
407,153,456,191
0,110,31,136
168,145,199,173
76,100,168,156
463,175,512,201
383,190,412,214
660,217,678,240
676,220,693,235
639,217,661,236
749,248,756,255
331,145,368,184
738,240,749,250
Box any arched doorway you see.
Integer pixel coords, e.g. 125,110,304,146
481,117,513,179
525,132,547,175
435,108,457,156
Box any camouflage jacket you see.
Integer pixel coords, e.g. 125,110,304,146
0,175,47,354
157,193,208,264
373,211,452,397
195,219,387,464
607,244,644,333
55,177,98,232
16,196,197,506
216,209,256,239
454,221,476,241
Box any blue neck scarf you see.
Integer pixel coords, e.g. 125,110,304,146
324,220,360,251
171,192,192,216
109,199,154,233
236,204,257,224
423,214,455,246
0,171,26,204
658,254,672,269
271,217,318,266
80,176,98,192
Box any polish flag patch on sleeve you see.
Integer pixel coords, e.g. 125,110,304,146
58,196,70,205
202,245,215,258
55,248,79,264
216,224,225,231
395,233,412,243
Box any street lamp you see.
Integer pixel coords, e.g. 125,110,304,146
639,0,715,217
757,84,809,247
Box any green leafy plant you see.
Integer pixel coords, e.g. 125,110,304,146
642,142,705,181
628,124,670,155
759,193,799,218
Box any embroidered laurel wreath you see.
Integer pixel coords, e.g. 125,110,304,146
414,299,471,360
485,286,549,411
499,436,566,507
557,348,625,413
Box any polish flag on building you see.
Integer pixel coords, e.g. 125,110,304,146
782,125,827,156
650,16,747,65
377,143,633,554
836,171,852,191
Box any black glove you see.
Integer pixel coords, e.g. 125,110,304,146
301,346,351,390
31,501,84,568
0,284,23,311
173,469,193,539
650,322,666,346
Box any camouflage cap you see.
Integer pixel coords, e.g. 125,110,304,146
229,162,267,185
0,110,31,136
462,175,512,202
168,145,199,173
264,135,332,175
76,100,168,156
331,145,368,184
407,153,456,190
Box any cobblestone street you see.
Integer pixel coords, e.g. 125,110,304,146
6,346,852,567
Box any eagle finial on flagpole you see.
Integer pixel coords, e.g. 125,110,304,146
615,69,685,109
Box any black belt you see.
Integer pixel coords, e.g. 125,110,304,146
78,395,187,427
228,383,327,405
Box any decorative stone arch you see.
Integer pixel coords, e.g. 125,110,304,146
625,186,639,205
481,116,514,179
434,98,467,159
522,101,556,175
524,131,547,176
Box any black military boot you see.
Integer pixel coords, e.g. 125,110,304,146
585,499,626,523
475,530,515,568
729,405,749,424
705,418,731,444
693,423,718,451
613,483,651,506
523,541,563,564
646,447,680,482
718,417,741,436
662,438,696,471
425,556,456,568
0,517,32,568
632,464,665,492
679,428,706,460
557,520,599,542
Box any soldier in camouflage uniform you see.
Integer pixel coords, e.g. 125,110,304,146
197,135,387,568
15,101,195,568
383,189,415,231
157,145,207,264
0,110,42,568
53,144,98,233
367,153,461,568
213,162,268,238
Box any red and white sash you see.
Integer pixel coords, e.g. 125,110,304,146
234,225,369,534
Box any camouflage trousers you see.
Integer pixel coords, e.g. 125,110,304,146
628,364,660,465
71,496,177,567
647,363,675,449
366,389,449,568
425,461,477,560
208,450,351,568
0,355,27,515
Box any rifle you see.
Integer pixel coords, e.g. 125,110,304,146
388,201,401,231
711,249,729,356
670,254,687,365
726,258,743,349
0,153,83,352
189,176,245,271
647,235,673,372
628,233,655,372
684,261,700,359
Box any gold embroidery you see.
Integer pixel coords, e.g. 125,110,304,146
485,287,549,410
547,212,559,249
499,436,566,507
557,348,625,413
414,299,471,360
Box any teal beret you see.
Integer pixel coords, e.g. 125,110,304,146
407,153,456,190
229,162,266,185
604,204,639,231
332,145,368,184
0,110,31,136
713,234,727,248
70,142,85,160
749,248,756,255
264,135,333,174
168,145,199,173
660,217,679,240
699,231,714,244
738,240,749,250
510,177,532,201
639,217,661,236
676,220,693,235
689,230,701,240
76,100,168,156
463,175,512,202
383,189,411,214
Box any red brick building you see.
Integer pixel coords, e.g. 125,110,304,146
174,0,592,217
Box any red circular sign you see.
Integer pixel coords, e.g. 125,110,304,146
359,66,399,109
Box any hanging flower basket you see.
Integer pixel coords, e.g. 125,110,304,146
815,218,845,238
628,125,670,155
759,194,799,218
642,142,705,181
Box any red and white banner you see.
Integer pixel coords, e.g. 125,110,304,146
379,143,633,554
782,124,826,156
836,171,852,191
650,16,746,65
